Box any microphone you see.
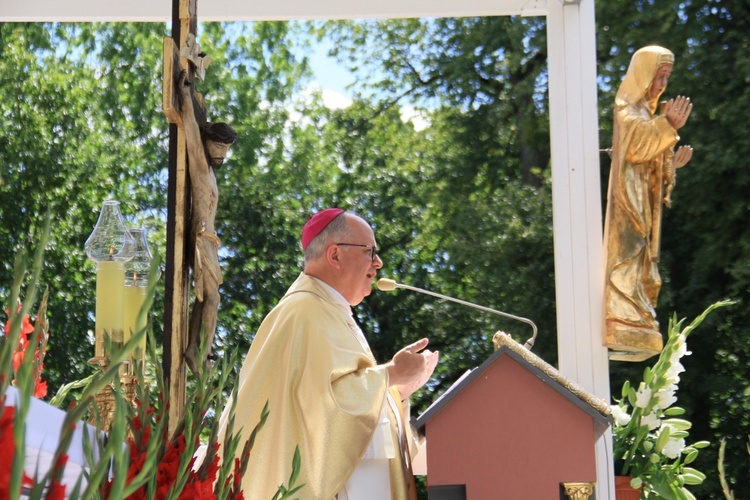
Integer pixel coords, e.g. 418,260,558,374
377,278,538,350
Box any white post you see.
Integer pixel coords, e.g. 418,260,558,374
546,0,614,497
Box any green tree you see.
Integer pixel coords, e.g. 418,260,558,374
1,22,167,390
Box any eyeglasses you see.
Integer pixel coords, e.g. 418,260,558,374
336,243,379,262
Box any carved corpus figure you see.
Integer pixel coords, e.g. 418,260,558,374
603,46,694,361
178,70,237,373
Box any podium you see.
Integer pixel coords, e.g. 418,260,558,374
415,333,611,499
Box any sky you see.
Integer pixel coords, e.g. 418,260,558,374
305,38,355,108
300,33,429,130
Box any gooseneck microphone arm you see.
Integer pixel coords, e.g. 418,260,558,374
377,278,538,350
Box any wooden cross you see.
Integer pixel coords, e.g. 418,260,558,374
161,0,200,435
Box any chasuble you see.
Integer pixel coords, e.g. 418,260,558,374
217,273,416,499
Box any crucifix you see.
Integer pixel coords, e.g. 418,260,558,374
162,0,235,434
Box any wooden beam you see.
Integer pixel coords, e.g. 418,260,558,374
163,0,195,436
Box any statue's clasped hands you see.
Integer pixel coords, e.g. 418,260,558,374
673,144,693,169
664,95,693,130
662,95,694,170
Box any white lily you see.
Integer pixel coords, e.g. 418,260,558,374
611,404,632,426
662,436,686,459
641,411,661,431
635,382,652,409
656,388,678,409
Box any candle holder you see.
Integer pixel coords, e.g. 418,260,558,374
85,201,135,368
124,227,154,375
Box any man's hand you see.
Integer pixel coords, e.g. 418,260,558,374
664,95,693,130
396,347,439,400
385,338,439,399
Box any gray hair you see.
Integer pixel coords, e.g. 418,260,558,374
304,212,354,263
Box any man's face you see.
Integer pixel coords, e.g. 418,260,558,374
649,64,672,100
336,216,383,306
205,140,230,169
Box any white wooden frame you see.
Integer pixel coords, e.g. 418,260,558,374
1,0,613,495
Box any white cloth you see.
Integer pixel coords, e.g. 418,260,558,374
314,279,399,500
5,386,99,498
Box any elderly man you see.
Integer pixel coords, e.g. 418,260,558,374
218,208,439,499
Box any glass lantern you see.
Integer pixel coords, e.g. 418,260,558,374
85,200,135,364
124,228,153,365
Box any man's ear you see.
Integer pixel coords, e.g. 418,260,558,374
326,243,342,269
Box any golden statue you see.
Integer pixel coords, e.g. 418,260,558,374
604,46,694,361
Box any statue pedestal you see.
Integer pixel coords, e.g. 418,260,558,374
606,321,663,362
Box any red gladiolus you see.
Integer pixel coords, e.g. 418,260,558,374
3,310,48,399
34,380,47,399
0,406,34,497
50,454,69,480
0,406,17,496
233,458,242,489
11,351,24,373
3,310,35,337
204,445,220,481
46,479,67,500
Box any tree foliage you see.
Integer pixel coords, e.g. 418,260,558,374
1,23,166,389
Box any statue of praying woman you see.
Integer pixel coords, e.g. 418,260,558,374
603,45,694,361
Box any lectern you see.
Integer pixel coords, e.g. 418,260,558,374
416,333,611,499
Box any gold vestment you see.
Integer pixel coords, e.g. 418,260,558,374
218,273,415,499
603,46,679,360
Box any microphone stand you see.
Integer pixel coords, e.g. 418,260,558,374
378,279,538,349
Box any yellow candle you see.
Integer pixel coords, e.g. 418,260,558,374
95,260,125,357
124,283,148,354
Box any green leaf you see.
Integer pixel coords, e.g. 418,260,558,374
627,386,637,408
643,366,653,384
289,445,302,488
621,380,631,400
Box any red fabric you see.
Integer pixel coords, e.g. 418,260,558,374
301,208,344,249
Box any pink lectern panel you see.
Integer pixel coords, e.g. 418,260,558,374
425,355,597,499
